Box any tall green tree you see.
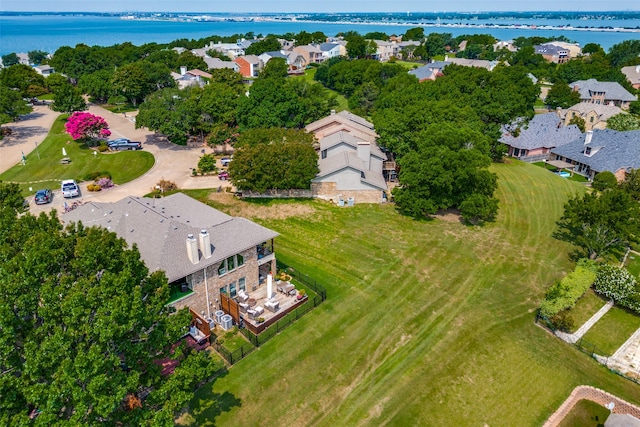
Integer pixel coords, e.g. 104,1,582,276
28,50,49,65
78,69,115,103
0,64,46,98
403,27,425,41
0,86,32,126
245,36,281,56
555,189,640,260
607,113,640,131
1,53,19,67
545,80,580,109
228,128,318,192
111,62,150,107
0,182,218,426
51,81,87,114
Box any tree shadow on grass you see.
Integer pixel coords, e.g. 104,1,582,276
186,372,242,426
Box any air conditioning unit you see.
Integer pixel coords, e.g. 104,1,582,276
215,310,224,324
221,314,233,331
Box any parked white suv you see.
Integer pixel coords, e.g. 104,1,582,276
61,179,80,198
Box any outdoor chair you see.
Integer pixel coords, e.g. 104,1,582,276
237,290,249,302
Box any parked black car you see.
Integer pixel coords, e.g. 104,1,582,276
34,189,53,204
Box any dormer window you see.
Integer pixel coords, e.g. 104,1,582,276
584,146,592,156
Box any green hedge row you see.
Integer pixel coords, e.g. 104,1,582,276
540,260,598,318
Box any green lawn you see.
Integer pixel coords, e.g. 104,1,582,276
626,252,640,279
558,399,609,427
393,60,422,69
0,115,154,195
292,68,349,111
569,289,608,333
179,160,640,426
582,307,640,356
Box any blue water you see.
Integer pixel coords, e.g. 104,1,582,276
0,14,639,55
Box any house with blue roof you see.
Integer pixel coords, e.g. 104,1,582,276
499,112,583,162
550,129,640,181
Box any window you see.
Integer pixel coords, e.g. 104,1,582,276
239,277,246,292
585,146,592,156
237,253,244,267
321,149,327,159
229,281,237,298
590,116,594,123
218,261,226,276
219,285,227,295
227,256,235,271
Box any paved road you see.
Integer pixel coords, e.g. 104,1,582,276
1,104,230,215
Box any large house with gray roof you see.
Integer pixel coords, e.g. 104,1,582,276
62,193,279,322
500,112,583,162
570,79,637,110
306,111,390,204
550,129,640,181
560,102,623,131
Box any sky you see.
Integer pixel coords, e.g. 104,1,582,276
2,0,639,13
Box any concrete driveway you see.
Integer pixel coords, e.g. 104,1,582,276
1,104,230,215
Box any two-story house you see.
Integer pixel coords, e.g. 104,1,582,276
62,193,280,330
569,79,637,110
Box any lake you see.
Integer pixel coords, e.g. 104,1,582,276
1,14,639,55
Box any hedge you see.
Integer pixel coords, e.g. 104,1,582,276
539,260,598,318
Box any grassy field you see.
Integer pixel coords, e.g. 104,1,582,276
0,115,154,195
293,68,349,111
179,160,640,426
582,307,640,356
558,399,609,427
570,289,608,333
626,252,640,279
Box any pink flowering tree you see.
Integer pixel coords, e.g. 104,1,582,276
65,112,111,145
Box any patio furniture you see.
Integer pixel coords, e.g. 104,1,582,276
265,300,279,312
237,290,249,302
247,298,257,307
248,306,264,320
279,282,295,295
239,302,249,313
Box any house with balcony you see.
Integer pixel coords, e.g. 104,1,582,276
569,79,637,110
62,193,282,333
550,129,640,181
306,111,389,203
292,44,324,65
534,43,570,64
234,55,262,78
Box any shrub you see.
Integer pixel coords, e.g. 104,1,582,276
156,179,178,192
592,171,618,191
97,145,109,152
87,184,101,192
549,310,575,332
96,177,113,189
593,264,639,312
84,171,112,181
539,263,597,318
198,154,217,173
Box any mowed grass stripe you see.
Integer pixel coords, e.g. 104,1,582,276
182,162,639,427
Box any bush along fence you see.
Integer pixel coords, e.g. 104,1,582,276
210,261,327,365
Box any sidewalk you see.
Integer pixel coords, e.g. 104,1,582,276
3,103,230,214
